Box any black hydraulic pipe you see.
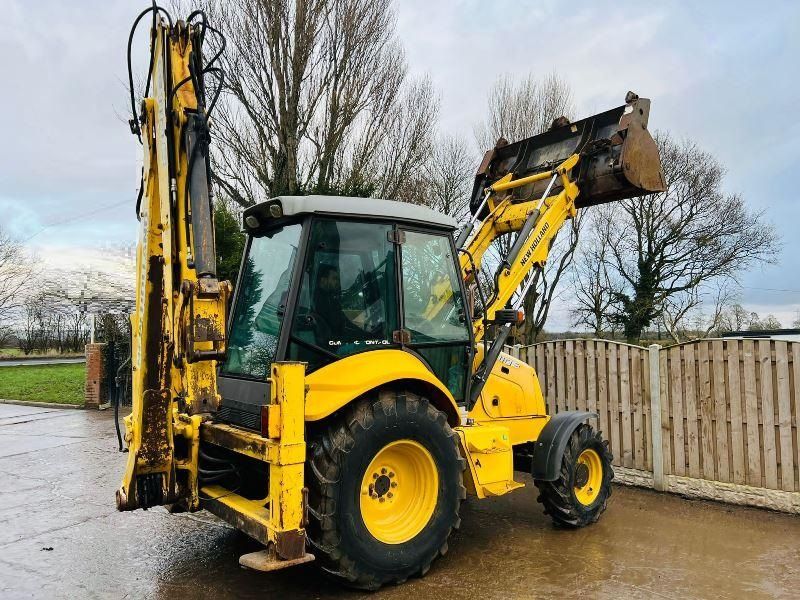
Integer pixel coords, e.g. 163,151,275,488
198,449,232,465
503,208,541,269
467,324,512,410
184,113,217,277
455,221,473,249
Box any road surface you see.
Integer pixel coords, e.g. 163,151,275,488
0,404,797,599
0,357,85,367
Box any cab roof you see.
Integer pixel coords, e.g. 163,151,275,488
242,195,457,233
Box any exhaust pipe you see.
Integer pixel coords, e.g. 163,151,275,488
469,92,666,216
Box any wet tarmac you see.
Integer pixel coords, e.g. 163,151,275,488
0,403,797,599
0,358,85,367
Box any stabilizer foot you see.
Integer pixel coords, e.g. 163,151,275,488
239,549,315,572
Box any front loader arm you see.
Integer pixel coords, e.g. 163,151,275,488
118,13,230,512
461,93,665,408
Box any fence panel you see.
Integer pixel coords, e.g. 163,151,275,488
683,344,701,478
791,344,800,491
597,341,609,444
741,340,762,487
775,342,794,491
528,340,653,471
726,341,745,484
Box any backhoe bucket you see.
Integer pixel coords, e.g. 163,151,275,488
470,93,665,215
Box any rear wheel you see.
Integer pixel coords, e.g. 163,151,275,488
307,389,465,590
534,424,613,527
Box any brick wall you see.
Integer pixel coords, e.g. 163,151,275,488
84,343,107,409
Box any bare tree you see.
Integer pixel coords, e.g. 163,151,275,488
661,282,732,342
474,73,576,343
369,78,439,201
0,228,37,333
571,207,619,336
16,275,130,355
404,133,475,219
595,134,780,343
718,302,752,332
757,314,783,330
17,293,45,355
205,0,437,206
793,310,800,329
475,73,574,150
427,134,475,220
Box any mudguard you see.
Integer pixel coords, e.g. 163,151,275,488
531,411,598,481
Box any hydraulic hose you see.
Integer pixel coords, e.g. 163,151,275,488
114,356,131,453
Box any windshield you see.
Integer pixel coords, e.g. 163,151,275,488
221,223,302,379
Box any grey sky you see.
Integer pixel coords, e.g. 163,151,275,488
1,0,797,327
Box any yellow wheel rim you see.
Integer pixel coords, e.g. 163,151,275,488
359,439,439,544
574,448,603,506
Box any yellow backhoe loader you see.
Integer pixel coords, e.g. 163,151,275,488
118,4,665,589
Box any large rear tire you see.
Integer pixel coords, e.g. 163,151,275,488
307,389,465,590
534,423,613,527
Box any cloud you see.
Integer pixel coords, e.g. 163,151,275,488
394,0,800,320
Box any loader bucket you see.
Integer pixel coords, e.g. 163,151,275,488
469,93,666,215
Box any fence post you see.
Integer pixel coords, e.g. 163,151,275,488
648,344,666,491
511,344,521,359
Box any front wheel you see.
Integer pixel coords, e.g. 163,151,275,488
306,389,465,590
534,423,613,527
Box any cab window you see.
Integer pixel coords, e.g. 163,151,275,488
222,223,301,379
401,230,471,402
289,220,398,371
400,231,470,343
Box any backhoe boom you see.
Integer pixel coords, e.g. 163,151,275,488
118,12,230,512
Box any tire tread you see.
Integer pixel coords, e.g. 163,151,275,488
534,424,614,528
307,388,464,590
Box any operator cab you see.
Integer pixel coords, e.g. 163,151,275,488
217,195,473,430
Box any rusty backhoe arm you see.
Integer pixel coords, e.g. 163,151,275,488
117,10,230,512
460,93,665,408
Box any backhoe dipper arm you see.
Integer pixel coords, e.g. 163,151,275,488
117,10,230,512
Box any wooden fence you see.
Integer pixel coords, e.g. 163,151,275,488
515,338,800,513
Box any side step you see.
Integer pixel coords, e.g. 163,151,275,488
201,485,273,546
202,484,315,572
240,549,315,572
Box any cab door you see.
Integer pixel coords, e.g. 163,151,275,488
399,229,472,404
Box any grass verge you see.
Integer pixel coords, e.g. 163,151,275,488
0,363,85,405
